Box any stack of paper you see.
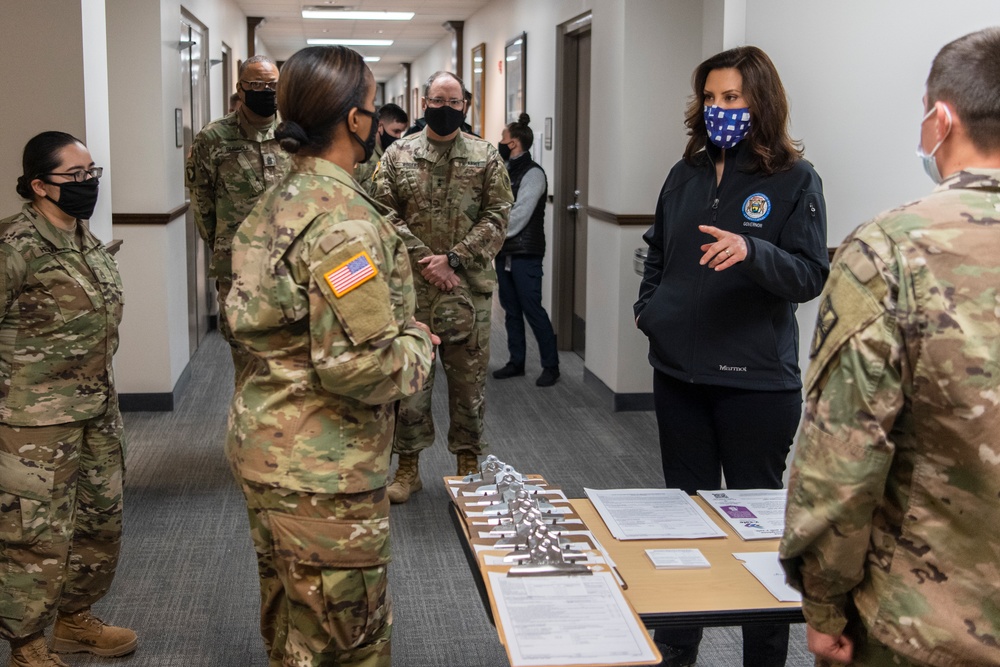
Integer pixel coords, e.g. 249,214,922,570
584,488,726,540
696,489,787,540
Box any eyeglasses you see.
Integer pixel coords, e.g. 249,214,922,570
425,97,465,110
240,80,278,92
44,167,104,183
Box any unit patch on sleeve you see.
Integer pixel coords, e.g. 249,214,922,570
324,251,378,297
742,193,771,227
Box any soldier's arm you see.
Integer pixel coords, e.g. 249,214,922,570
0,245,26,323
451,147,512,266
371,146,433,263
779,237,905,636
306,216,434,405
185,136,217,247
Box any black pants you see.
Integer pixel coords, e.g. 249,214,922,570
496,255,559,369
651,370,801,667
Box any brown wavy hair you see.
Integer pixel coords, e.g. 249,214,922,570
683,46,802,175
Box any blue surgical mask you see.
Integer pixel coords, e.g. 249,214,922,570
916,104,953,184
704,105,751,149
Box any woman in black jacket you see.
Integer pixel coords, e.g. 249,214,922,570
634,46,828,667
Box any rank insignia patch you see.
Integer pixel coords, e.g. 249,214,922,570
743,193,771,222
811,294,838,358
325,251,378,298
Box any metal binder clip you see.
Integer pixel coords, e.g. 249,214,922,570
460,454,506,484
507,524,592,576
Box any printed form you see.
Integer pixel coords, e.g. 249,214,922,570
488,571,659,666
584,488,726,540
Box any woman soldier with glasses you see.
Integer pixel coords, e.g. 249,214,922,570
1,132,135,666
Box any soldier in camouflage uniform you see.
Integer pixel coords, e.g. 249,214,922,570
780,28,1000,667
225,47,436,667
1,133,135,666
353,103,408,197
373,71,512,501
186,55,289,386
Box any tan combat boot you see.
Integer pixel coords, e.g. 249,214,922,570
456,451,479,477
51,609,137,657
387,453,422,504
8,635,68,667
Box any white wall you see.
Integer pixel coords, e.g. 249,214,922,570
586,0,704,394
0,1,113,238
746,0,1000,376
107,0,250,395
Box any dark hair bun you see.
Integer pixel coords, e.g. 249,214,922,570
275,120,311,154
517,113,531,126
15,175,33,200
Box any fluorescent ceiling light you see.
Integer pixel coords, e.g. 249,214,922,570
473,56,483,63
307,38,394,46
303,10,414,20
364,56,381,62
505,55,518,62
473,68,482,73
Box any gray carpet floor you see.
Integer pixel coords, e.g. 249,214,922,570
1,302,813,666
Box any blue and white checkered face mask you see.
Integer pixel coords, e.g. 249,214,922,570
704,105,751,149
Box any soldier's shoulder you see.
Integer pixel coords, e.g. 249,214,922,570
0,209,36,246
194,114,239,143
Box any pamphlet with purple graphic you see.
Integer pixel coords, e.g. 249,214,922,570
696,489,787,540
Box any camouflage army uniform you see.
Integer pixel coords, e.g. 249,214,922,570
352,141,385,197
779,169,1000,666
226,156,434,667
186,108,289,384
0,204,125,640
372,130,512,456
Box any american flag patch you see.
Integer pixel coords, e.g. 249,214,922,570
324,251,378,297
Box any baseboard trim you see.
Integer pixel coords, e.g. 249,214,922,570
119,361,192,412
583,368,653,412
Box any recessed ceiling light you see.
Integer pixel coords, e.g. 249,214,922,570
307,38,394,46
364,56,381,62
303,10,414,20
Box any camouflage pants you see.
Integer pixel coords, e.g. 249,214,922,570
394,284,491,456
217,278,257,388
237,480,392,667
0,403,124,640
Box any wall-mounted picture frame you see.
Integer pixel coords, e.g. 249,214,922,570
544,117,553,150
175,108,184,148
505,32,526,125
471,43,486,136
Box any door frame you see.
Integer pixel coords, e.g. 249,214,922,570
552,12,592,351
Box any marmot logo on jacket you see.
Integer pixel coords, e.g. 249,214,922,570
719,365,748,372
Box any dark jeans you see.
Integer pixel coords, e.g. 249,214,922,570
651,370,802,667
496,254,558,369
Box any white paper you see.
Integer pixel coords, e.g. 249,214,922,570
645,548,711,569
697,489,787,540
732,552,802,602
584,488,726,540
488,570,658,666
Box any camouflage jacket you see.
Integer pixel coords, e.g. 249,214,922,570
352,140,385,197
780,169,1000,667
226,156,435,495
0,204,123,426
372,129,512,293
186,109,289,280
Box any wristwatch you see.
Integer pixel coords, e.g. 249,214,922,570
446,251,462,269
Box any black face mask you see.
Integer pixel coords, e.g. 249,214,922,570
498,142,512,162
45,178,100,220
379,130,398,152
424,105,465,137
353,109,380,164
243,89,277,117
